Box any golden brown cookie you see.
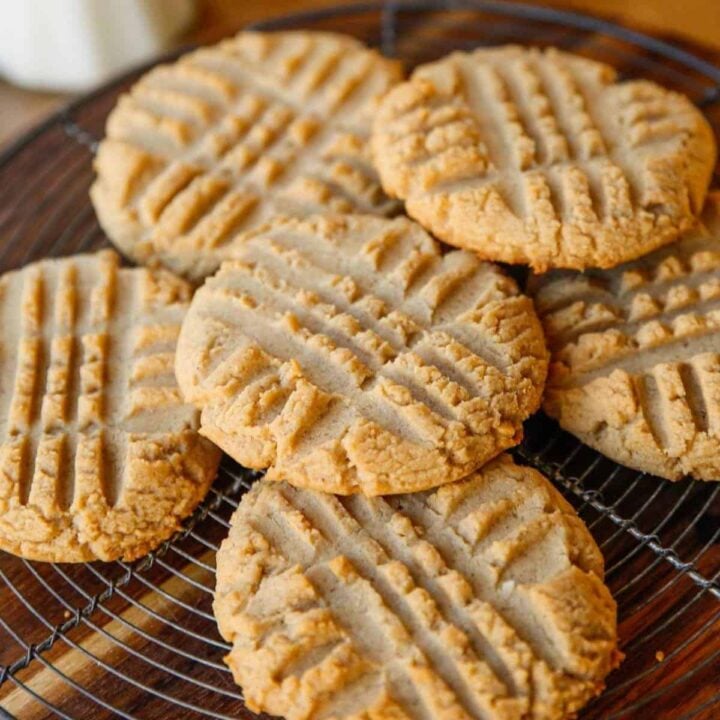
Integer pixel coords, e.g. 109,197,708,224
532,192,720,481
91,31,402,282
0,251,220,562
214,454,620,720
176,213,548,495
372,45,715,272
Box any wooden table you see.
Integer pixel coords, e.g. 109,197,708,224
2,0,720,149
1,2,719,719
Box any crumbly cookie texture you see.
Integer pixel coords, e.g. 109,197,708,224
176,213,548,495
91,30,403,282
371,45,715,272
532,192,720,481
0,250,221,562
215,454,620,720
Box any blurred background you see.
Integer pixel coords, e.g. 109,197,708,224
1,0,719,149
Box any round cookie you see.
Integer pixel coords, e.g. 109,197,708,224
0,251,220,562
532,192,720,481
91,31,403,282
372,45,715,272
176,214,548,495
215,454,619,720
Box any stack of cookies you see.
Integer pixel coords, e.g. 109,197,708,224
2,29,718,719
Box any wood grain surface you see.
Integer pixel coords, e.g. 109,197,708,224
2,0,720,148
0,2,719,719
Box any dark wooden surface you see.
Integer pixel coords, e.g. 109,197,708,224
1,4,719,719
4,0,720,150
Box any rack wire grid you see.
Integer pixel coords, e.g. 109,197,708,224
0,2,719,718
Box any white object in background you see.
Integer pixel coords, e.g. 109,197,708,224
0,0,196,92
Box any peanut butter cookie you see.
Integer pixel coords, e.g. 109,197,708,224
176,214,548,495
0,251,220,562
92,31,402,281
533,192,720,480
215,454,619,720
372,45,715,271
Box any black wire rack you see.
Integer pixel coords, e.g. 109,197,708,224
1,2,719,718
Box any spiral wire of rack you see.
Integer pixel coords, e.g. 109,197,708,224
0,2,719,718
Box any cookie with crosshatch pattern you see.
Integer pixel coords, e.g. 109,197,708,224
371,44,715,271
0,250,220,562
175,213,548,496
532,192,720,481
91,30,403,282
214,454,619,720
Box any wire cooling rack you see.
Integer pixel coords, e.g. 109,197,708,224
1,2,719,718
